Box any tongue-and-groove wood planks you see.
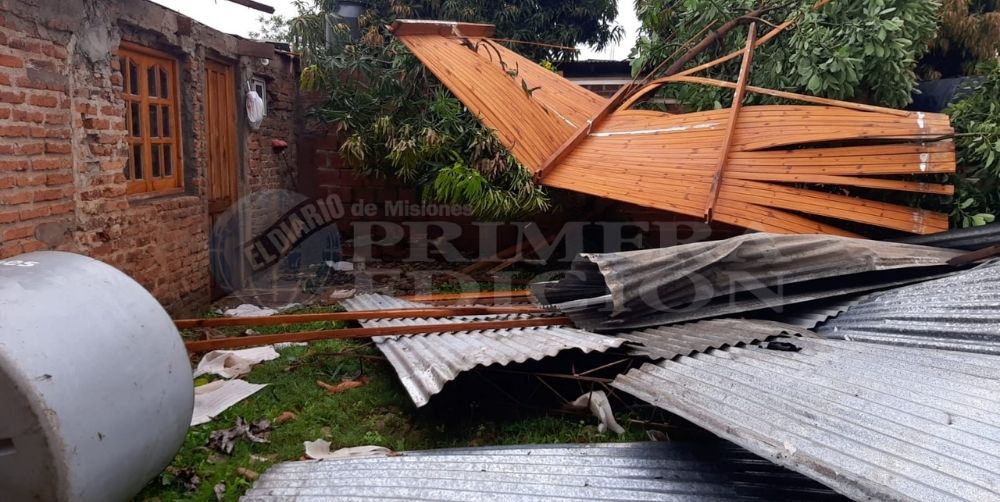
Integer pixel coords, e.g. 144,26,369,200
391,20,956,236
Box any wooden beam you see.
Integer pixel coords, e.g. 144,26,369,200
658,76,914,117
174,306,549,329
185,316,573,352
535,82,639,180
389,20,495,38
398,290,534,302
237,39,275,58
225,0,275,14
704,23,757,222
674,0,832,78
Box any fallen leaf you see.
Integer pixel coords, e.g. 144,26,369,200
207,417,273,455
237,467,260,480
316,376,368,394
164,466,200,491
275,411,297,424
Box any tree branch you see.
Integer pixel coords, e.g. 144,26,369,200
662,5,777,77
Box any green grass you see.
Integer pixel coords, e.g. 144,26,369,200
138,309,648,501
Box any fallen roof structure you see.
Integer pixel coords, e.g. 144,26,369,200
533,233,964,331
391,18,955,236
612,337,1000,502
619,318,815,360
242,441,846,501
819,260,1000,354
339,294,623,407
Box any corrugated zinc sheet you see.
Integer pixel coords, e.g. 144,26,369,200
617,319,815,360
241,441,846,501
612,337,1000,502
895,222,1000,250
340,294,623,407
535,233,963,331
819,260,1000,354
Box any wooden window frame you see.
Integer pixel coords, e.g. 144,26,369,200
117,41,184,195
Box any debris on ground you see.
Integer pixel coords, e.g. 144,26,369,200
162,466,200,492
303,440,393,460
566,390,625,435
223,303,302,318
193,346,280,379
236,467,260,481
274,411,297,424
213,483,225,502
191,380,268,426
207,417,272,455
317,376,368,394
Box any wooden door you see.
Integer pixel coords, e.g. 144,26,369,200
204,60,239,216
205,60,241,295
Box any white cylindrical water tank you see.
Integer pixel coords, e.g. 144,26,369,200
0,252,193,501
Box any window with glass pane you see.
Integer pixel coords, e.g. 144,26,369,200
118,43,183,195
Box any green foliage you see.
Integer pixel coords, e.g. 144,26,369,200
632,0,941,109
945,61,1000,227
263,0,621,220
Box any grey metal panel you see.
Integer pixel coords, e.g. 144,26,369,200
819,260,1000,354
536,233,963,331
340,294,623,407
894,222,1000,250
612,337,1000,502
617,319,814,360
242,441,846,501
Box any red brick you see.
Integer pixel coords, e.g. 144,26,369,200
0,243,24,258
75,102,97,115
83,117,110,129
1,91,26,104
0,73,10,86
2,225,35,240
0,159,28,171
0,107,9,120
45,112,69,125
15,142,44,155
0,54,23,68
8,38,43,54
45,173,72,185
0,210,18,224
16,174,45,187
48,200,73,216
28,94,58,108
20,240,48,253
30,158,67,170
12,109,45,123
0,191,32,205
0,176,14,189
32,188,65,202
0,125,28,137
19,205,51,220
44,141,70,154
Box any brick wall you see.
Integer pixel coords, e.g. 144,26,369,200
0,0,299,315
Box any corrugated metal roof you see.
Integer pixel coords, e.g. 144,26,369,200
612,337,1000,502
242,441,847,501
617,319,815,360
340,294,623,407
534,233,963,331
819,260,1000,354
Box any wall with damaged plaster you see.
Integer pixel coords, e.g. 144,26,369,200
0,0,300,314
